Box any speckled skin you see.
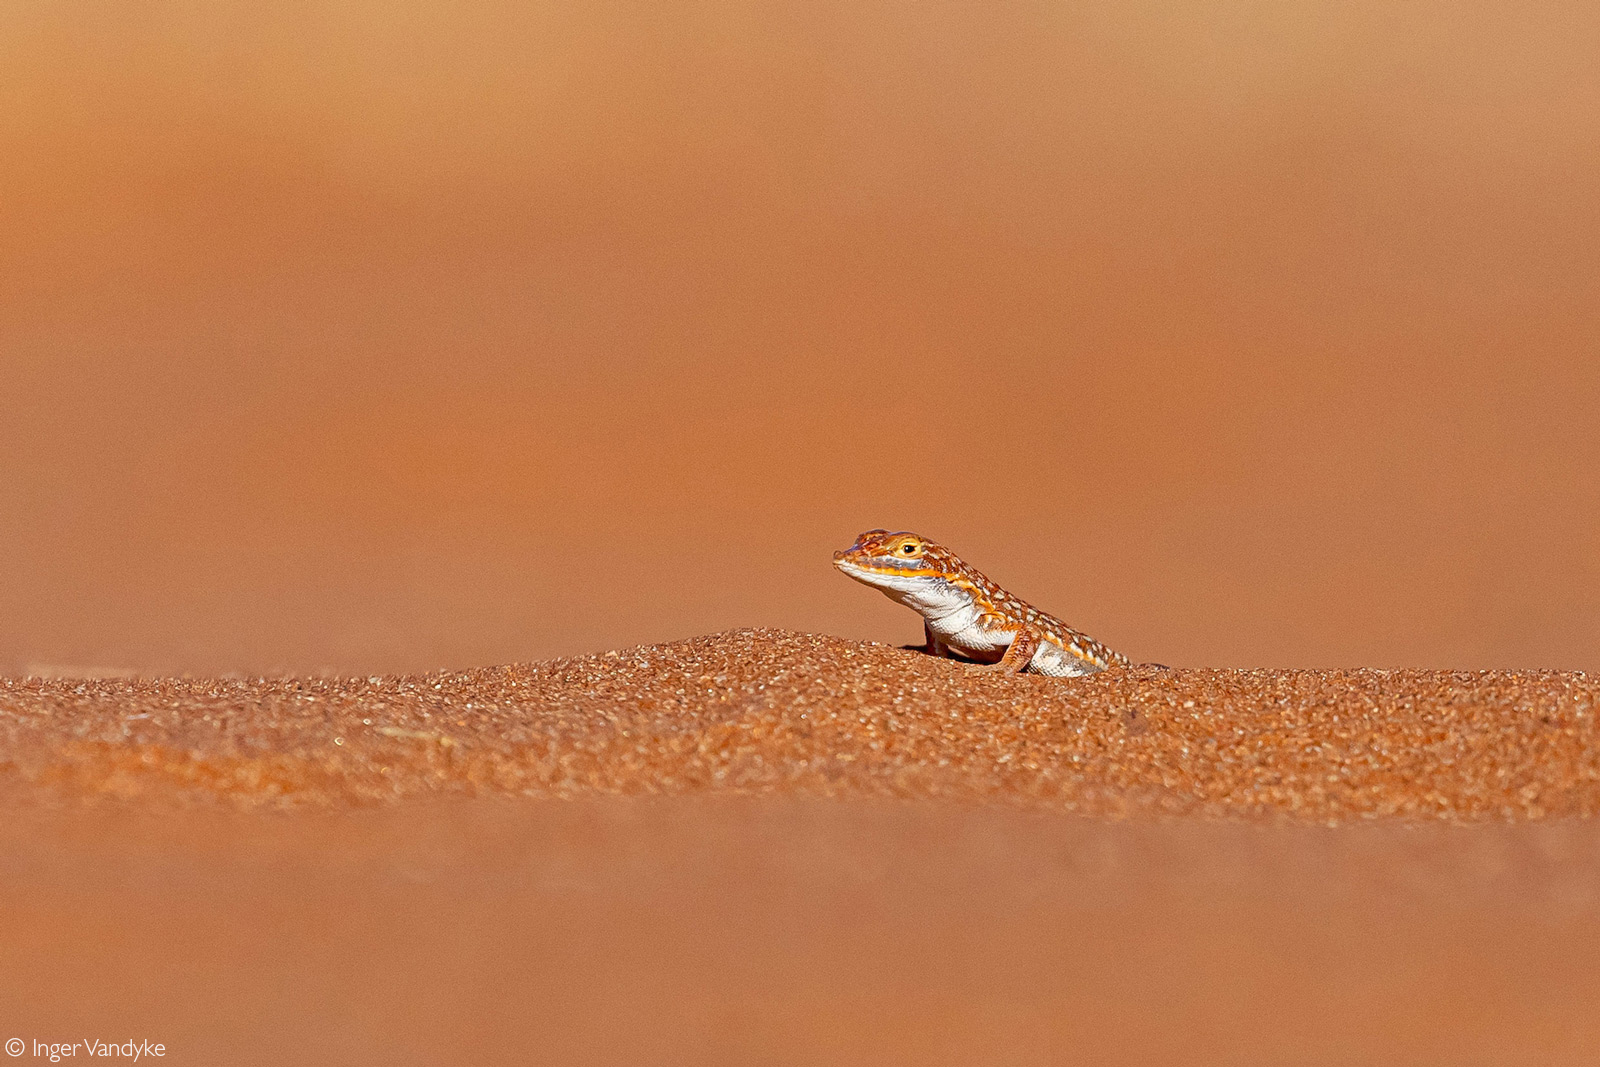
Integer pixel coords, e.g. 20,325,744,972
833,529,1130,676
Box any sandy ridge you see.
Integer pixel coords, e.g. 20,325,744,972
0,628,1595,820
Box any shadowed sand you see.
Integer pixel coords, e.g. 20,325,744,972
4,630,1600,1064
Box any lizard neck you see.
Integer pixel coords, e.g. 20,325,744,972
905,571,993,634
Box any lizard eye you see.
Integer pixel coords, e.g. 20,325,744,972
900,543,918,555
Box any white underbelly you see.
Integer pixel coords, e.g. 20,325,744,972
1026,641,1102,677
939,616,1015,658
942,619,1103,676
921,596,980,638
913,588,1103,675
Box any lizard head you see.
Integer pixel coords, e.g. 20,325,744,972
832,529,948,595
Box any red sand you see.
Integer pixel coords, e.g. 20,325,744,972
2,631,1599,1063
2,798,1599,1065
4,0,1600,677
4,630,1595,821
5,1,1600,1060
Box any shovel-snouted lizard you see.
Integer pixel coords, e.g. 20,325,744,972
833,529,1130,677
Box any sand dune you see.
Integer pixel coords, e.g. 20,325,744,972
4,629,1595,819
5,2,1599,1056
3,630,1599,1063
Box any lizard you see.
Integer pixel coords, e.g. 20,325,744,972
833,529,1131,677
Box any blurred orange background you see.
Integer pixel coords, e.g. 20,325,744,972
3,0,1597,675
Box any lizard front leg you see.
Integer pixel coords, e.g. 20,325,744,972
923,620,946,658
996,627,1040,673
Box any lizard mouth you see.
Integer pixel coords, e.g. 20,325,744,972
833,554,871,572
834,554,933,578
